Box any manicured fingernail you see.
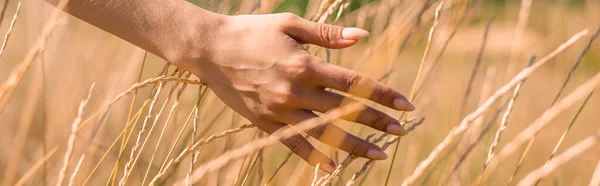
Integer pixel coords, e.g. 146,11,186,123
366,148,388,160
394,98,415,111
322,163,336,173
387,123,408,136
341,28,369,40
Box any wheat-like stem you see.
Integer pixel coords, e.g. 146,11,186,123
120,82,165,185
473,71,600,185
311,163,321,186
458,13,494,118
484,56,535,167
150,123,256,185
80,101,148,186
507,26,600,185
0,1,20,60
0,0,68,114
141,72,192,185
109,52,148,185
445,106,504,182
14,147,59,186
589,161,600,186
157,87,209,173
530,26,600,185
56,84,95,186
413,0,477,98
350,118,425,181
401,29,589,186
517,133,600,186
174,103,364,185
186,88,204,185
76,76,205,133
385,2,443,185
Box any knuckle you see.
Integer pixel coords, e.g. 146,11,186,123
286,138,306,154
271,84,297,106
316,24,331,42
345,72,363,90
276,13,299,26
369,111,390,130
286,55,314,80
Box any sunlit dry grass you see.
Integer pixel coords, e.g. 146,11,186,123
1,0,600,186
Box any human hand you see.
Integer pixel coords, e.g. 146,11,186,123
178,13,415,173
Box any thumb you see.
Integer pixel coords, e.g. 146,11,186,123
285,18,369,49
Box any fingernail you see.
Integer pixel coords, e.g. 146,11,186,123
322,163,336,173
394,98,415,111
341,28,369,40
366,148,388,160
387,123,408,136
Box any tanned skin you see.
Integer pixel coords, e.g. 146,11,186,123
44,0,415,172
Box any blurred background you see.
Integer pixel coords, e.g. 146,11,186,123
0,0,599,185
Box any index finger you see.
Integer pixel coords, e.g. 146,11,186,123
311,61,415,111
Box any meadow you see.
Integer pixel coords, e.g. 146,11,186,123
1,0,600,185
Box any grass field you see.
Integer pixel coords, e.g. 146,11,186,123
1,0,600,185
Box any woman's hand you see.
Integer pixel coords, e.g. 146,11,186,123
180,13,415,173
45,0,415,173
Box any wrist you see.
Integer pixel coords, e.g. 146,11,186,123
159,1,229,76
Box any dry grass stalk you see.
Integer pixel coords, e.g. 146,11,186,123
446,106,505,181
508,26,600,184
0,0,68,114
187,88,205,185
503,0,534,81
110,52,148,185
56,84,95,186
413,0,477,98
401,29,589,186
141,72,193,185
311,163,321,186
589,161,600,186
14,147,59,186
517,132,600,186
386,3,443,184
317,0,344,23
0,0,9,25
347,118,426,182
157,87,209,173
484,56,535,167
119,82,165,185
458,14,494,117
80,101,148,186
175,103,364,185
75,76,205,133
150,123,256,185
474,71,600,185
0,1,21,59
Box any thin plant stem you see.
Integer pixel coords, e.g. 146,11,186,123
507,25,600,185
402,29,589,186
473,72,600,185
517,132,600,186
109,51,147,186
0,1,21,60
386,2,444,185
485,56,536,167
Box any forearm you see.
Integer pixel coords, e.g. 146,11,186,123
44,0,226,67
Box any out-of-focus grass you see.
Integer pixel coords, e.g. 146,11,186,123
0,0,599,185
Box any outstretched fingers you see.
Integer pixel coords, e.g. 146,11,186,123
300,89,407,136
257,121,336,173
289,111,388,160
312,62,415,111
